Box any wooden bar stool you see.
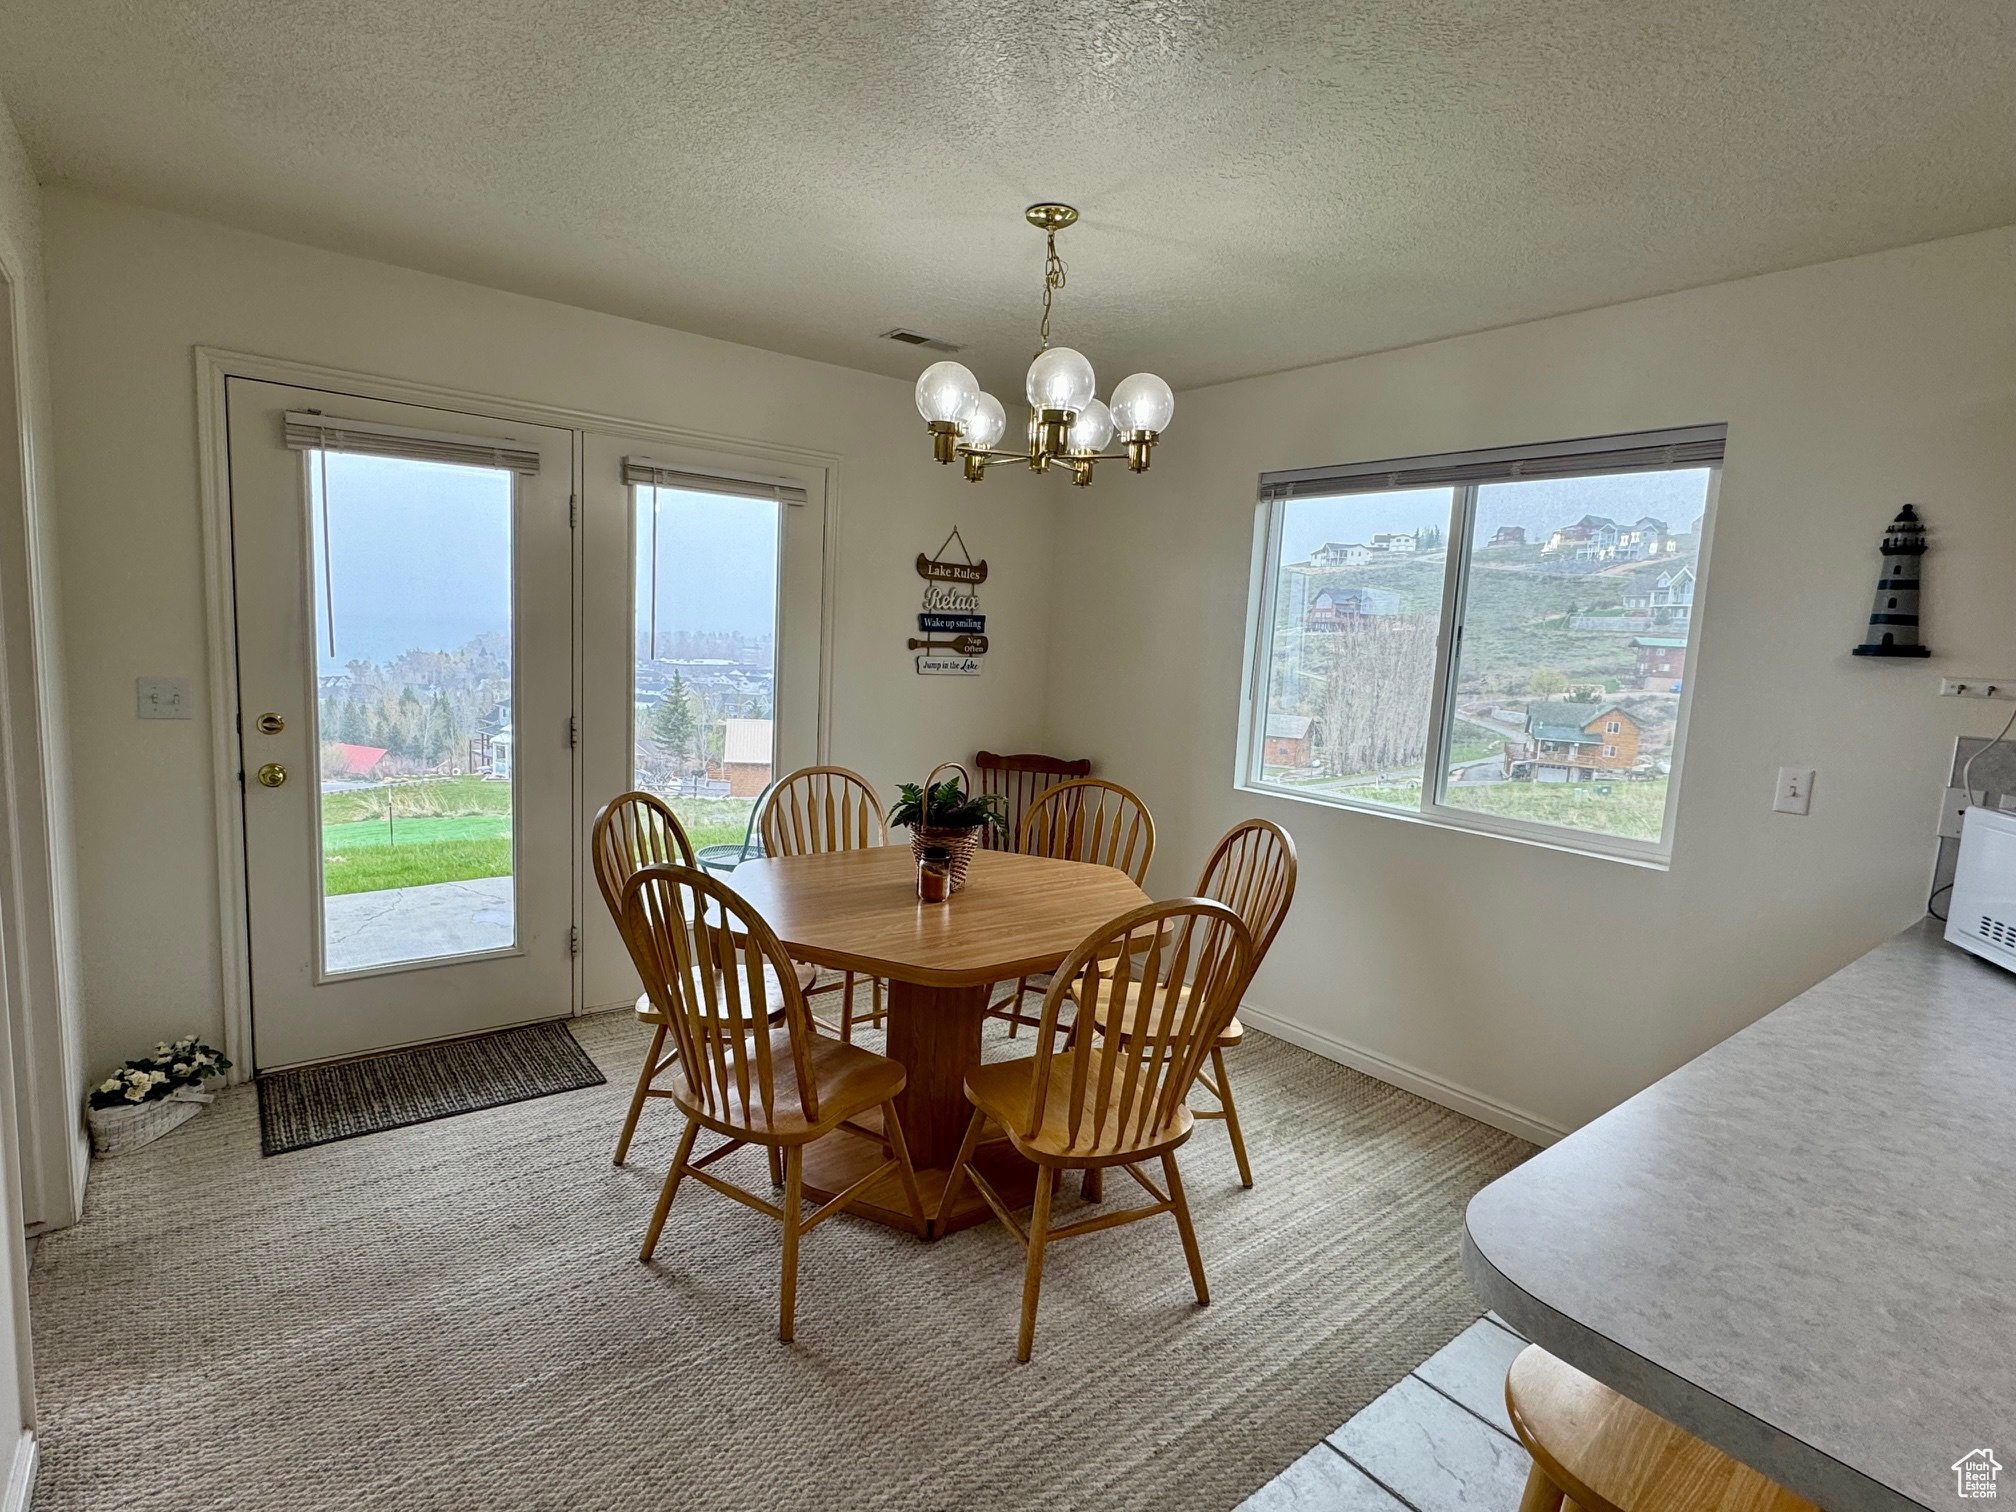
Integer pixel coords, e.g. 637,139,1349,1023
1506,1346,1819,1512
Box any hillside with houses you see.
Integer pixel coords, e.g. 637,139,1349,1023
1262,485,1707,841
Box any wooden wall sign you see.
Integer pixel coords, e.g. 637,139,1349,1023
916,527,988,583
914,528,990,675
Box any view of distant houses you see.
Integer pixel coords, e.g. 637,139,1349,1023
1306,526,1441,567
1266,503,1703,797
311,628,777,798
1541,512,1699,563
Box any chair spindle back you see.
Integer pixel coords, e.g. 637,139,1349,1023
1195,819,1298,986
621,863,818,1127
591,791,699,928
1019,777,1156,884
1029,899,1252,1157
760,766,887,857
974,751,1092,853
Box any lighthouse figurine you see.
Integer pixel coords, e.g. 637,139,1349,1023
1852,504,1930,658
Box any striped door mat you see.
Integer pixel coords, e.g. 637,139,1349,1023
257,1019,606,1156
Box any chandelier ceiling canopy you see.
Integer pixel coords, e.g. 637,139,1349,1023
914,204,1174,488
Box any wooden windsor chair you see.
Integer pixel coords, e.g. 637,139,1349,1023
943,897,1253,1360
626,863,925,1343
1076,818,1297,1188
988,777,1156,1039
591,791,811,1165
972,751,1091,852
758,766,890,1043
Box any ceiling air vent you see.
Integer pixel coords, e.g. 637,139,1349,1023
880,328,963,353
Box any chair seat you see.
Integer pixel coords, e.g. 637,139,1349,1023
964,1050,1192,1166
634,960,814,1025
675,1028,905,1145
1073,976,1244,1048
1506,1346,1819,1512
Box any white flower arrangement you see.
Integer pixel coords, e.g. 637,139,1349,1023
87,1034,231,1110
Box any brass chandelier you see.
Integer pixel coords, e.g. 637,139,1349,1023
913,203,1175,487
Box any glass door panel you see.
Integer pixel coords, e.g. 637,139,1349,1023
309,452,519,972
630,484,781,868
578,434,824,1015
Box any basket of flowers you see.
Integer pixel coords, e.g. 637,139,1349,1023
889,763,1007,895
86,1035,232,1158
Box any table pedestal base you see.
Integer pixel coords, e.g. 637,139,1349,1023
798,1119,1038,1237
796,976,1045,1238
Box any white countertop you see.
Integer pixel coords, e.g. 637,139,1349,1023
1463,919,2015,1512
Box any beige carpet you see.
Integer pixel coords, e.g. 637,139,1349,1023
29,1010,1531,1512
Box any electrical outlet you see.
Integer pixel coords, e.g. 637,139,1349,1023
1939,678,2016,700
1772,768,1815,815
1939,786,1984,839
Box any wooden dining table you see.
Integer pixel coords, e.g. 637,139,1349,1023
728,844,1150,1237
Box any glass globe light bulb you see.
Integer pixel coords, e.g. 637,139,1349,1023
1067,398,1115,456
1109,372,1176,435
1025,347,1096,414
961,392,1007,452
915,361,981,425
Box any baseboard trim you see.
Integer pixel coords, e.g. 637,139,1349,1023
5,1429,36,1512
1237,1002,1568,1147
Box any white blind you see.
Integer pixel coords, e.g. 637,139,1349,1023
623,457,807,507
1258,424,1726,502
284,413,541,475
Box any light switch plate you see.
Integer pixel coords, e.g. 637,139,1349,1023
1772,767,1815,815
135,676,192,721
1939,677,2016,700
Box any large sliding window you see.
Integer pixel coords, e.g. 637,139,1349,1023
1241,426,1723,864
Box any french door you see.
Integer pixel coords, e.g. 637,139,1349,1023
575,432,826,1012
226,379,576,1068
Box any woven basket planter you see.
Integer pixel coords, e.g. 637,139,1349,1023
903,762,993,894
87,1090,212,1159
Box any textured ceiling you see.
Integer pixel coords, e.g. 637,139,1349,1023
2,1,2012,394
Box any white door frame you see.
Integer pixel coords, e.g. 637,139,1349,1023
195,347,839,1074
0,244,48,1501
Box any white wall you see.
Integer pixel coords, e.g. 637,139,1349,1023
41,189,1060,1075
1043,226,2016,1139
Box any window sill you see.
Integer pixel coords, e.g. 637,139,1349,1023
1234,778,1673,871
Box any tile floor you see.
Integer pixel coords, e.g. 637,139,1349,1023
1238,1314,1533,1512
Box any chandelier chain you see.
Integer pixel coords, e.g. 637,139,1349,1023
1037,229,1067,351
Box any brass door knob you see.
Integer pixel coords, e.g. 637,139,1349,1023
255,763,288,788
256,712,285,734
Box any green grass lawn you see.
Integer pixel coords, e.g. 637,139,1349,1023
318,785,762,897
658,796,757,855
321,774,512,824
1353,777,1669,841
323,837,514,896
322,810,513,897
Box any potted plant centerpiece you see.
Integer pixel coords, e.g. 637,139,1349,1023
889,763,1006,895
